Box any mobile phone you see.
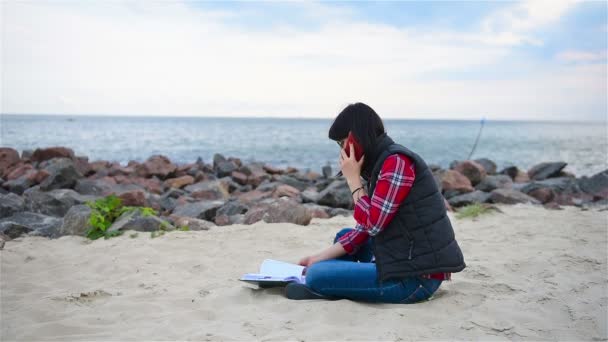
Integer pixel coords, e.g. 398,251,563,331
335,131,364,177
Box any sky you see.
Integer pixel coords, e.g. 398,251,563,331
1,0,607,121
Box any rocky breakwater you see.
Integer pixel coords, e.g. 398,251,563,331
1,147,606,245
0,146,353,244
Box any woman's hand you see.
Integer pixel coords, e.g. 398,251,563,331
298,254,320,275
340,143,365,184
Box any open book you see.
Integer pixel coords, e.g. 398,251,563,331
240,259,306,287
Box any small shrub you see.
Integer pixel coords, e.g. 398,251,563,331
84,194,158,240
456,203,497,219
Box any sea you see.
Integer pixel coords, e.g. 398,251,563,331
1,114,606,177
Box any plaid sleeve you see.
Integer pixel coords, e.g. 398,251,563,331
337,223,370,255
353,153,415,236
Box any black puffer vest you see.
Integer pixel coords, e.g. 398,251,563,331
365,133,466,289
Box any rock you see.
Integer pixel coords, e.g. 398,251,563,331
500,166,520,179
73,156,93,177
33,169,50,184
447,190,491,208
235,190,272,204
0,212,63,238
527,162,567,181
526,187,555,204
117,189,147,207
274,175,310,192
216,160,238,178
59,205,92,236
301,188,321,203
262,164,284,175
108,208,175,233
322,165,333,178
184,180,229,200
243,206,268,225
216,200,249,217
217,177,241,193
169,215,215,231
489,189,540,205
272,184,301,200
5,163,35,180
231,171,249,185
444,198,454,212
578,169,608,200
164,175,195,189
39,158,83,190
328,208,353,217
475,175,513,192
514,170,530,183
23,187,97,217
3,175,35,195
453,160,487,186
172,200,225,221
317,179,352,209
543,202,563,210
74,179,115,196
20,149,34,161
259,198,312,225
0,192,25,218
240,163,270,187
438,170,474,194
432,172,443,194
135,155,177,179
474,158,497,175
31,147,75,163
0,148,20,177
0,232,9,249
429,164,442,172
303,203,331,219
256,181,280,192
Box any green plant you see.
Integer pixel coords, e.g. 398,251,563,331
179,225,190,231
456,203,498,219
84,194,158,240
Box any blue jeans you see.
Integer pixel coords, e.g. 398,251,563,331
304,228,443,304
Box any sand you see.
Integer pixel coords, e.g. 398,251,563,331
1,204,607,341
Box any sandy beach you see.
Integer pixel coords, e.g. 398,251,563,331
1,204,606,341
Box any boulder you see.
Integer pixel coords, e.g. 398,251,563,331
0,212,63,238
0,192,25,218
247,198,312,226
272,184,301,200
23,187,97,217
526,188,555,204
262,164,284,175
452,160,487,186
216,200,249,217
31,147,75,163
0,148,20,177
301,188,321,203
235,190,272,204
184,180,229,200
172,200,225,221
116,189,147,207
5,163,34,180
302,203,331,219
328,208,353,217
438,170,474,194
527,162,567,181
39,158,83,191
317,179,352,209
230,171,249,186
74,178,115,196
59,204,93,236
107,208,175,233
274,175,310,192
489,189,540,205
474,158,497,175
578,169,608,200
169,215,215,231
475,175,513,192
447,190,491,208
2,175,35,195
135,155,177,179
164,175,195,189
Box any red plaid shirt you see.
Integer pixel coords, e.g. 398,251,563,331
338,153,451,281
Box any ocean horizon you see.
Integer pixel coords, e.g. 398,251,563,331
1,113,606,177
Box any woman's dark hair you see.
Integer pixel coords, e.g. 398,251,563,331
328,102,386,179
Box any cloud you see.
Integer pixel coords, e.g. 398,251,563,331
1,1,605,120
557,50,608,63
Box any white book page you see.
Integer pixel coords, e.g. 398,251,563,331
259,259,305,279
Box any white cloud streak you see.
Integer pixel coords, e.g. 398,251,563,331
1,1,605,120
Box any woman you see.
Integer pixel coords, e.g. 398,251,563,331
285,102,466,303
